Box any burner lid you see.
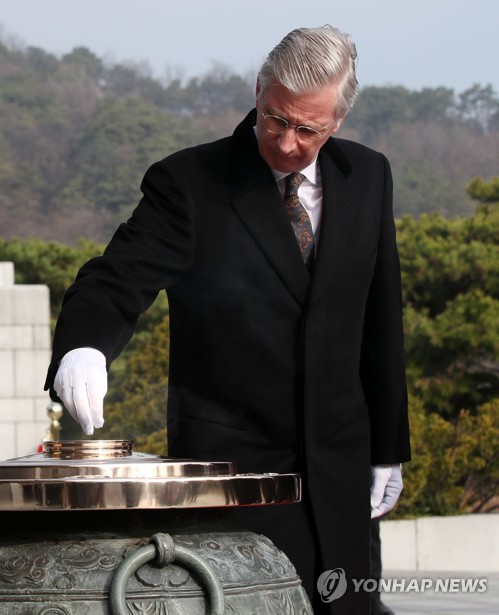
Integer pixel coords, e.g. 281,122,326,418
0,440,300,511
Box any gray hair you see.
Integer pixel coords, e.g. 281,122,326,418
258,25,359,119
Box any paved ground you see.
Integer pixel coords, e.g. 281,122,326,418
380,570,499,615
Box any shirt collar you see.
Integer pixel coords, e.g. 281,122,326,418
271,159,319,186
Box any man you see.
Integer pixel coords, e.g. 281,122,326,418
46,26,410,614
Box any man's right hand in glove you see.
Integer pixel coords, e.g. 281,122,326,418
54,347,107,435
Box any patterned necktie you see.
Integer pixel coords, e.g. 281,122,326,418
284,173,315,270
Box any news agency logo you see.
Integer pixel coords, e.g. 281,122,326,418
317,570,488,603
316,568,348,602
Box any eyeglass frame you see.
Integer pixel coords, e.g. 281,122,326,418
260,108,337,140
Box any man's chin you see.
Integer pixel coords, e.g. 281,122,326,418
272,158,306,173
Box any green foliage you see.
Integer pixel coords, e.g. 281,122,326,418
393,181,499,515
398,398,499,517
467,177,499,203
459,400,499,512
400,395,465,516
0,37,497,241
349,83,499,136
62,47,103,79
0,42,204,241
458,84,499,131
404,289,499,417
344,85,498,218
398,205,499,315
0,237,103,314
395,158,454,217
64,95,193,221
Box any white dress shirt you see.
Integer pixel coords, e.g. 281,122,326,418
253,125,324,243
271,161,323,244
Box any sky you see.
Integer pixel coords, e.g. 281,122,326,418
0,0,498,94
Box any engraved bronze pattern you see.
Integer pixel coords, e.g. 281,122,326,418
0,533,312,613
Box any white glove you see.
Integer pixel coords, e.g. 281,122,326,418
54,348,107,435
370,464,403,519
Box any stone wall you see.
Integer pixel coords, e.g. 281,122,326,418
0,262,52,459
381,513,499,572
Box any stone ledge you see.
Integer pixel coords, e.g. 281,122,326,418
381,514,499,572
0,262,14,286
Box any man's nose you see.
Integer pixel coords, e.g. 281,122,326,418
277,127,299,152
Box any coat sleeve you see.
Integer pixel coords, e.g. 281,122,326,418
44,158,195,395
360,154,411,464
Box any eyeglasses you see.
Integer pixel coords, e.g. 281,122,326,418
261,110,335,142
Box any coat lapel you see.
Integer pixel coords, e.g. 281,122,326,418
228,112,356,309
229,111,310,307
307,138,355,308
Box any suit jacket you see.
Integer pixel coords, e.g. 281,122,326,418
46,109,410,613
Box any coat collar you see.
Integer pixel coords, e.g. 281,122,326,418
307,138,355,307
229,109,355,308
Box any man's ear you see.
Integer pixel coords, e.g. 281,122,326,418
330,116,345,134
255,78,261,104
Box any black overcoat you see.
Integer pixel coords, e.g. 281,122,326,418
46,109,410,613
